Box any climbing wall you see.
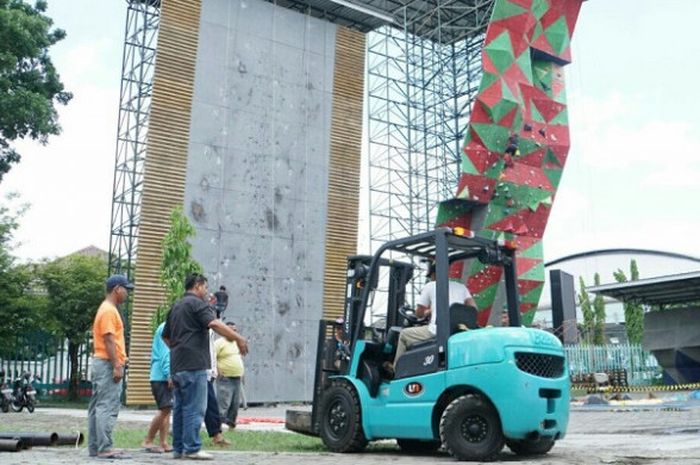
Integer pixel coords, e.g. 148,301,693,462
182,0,363,401
437,0,584,326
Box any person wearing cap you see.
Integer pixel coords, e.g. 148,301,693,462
389,263,477,371
87,274,133,459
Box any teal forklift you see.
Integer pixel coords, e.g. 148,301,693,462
286,228,570,461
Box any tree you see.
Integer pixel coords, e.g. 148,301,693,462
613,260,644,344
593,273,606,345
0,0,72,182
0,193,39,353
41,254,106,400
151,206,202,330
578,276,594,344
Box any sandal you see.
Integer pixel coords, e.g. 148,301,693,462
143,446,164,453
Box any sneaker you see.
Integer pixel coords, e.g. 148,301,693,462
220,423,230,432
183,451,213,460
173,452,183,459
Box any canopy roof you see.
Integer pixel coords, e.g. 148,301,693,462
267,0,493,43
587,271,700,307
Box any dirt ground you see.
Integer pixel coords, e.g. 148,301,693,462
1,403,700,464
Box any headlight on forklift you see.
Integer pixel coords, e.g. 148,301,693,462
452,227,474,237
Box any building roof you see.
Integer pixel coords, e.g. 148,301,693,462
587,271,700,307
545,248,700,267
67,245,109,259
265,0,494,43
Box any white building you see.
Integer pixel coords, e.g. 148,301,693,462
536,249,700,327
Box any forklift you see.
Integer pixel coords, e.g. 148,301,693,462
286,228,570,461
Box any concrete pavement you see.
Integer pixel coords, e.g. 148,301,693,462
1,398,699,464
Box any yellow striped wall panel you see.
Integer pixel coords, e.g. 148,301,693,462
321,28,366,321
126,0,202,406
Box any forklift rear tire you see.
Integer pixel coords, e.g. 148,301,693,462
439,394,504,461
396,438,441,454
506,438,555,456
318,380,368,453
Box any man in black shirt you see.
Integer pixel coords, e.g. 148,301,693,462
163,273,248,460
213,285,228,318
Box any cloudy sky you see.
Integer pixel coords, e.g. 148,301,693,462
2,0,699,267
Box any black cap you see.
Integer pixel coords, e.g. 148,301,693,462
106,275,134,292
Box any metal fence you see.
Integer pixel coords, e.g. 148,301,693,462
565,344,661,386
0,332,92,399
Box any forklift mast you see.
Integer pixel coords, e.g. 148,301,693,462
344,255,413,347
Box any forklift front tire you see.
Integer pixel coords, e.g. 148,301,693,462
439,394,504,461
318,380,368,453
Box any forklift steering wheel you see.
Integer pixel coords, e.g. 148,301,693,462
398,305,428,326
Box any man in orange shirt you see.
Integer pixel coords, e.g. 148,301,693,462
87,275,133,459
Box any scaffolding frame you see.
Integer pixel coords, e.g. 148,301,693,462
365,2,492,317
367,2,492,252
108,1,161,281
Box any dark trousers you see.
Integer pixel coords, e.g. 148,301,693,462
204,380,222,437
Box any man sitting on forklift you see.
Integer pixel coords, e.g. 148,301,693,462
387,262,477,373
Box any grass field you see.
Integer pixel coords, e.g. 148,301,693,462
113,428,328,452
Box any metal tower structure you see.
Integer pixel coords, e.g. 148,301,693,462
108,0,161,282
366,1,494,254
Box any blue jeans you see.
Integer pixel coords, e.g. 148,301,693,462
87,358,123,455
172,370,207,455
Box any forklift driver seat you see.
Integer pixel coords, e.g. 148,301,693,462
449,303,479,335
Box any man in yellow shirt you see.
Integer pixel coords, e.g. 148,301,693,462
87,275,133,459
215,322,245,428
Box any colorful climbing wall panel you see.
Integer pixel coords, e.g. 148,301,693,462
437,0,584,326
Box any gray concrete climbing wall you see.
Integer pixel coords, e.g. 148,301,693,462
183,0,337,401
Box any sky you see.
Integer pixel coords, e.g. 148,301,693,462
1,0,699,268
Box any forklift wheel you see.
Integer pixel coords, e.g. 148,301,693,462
506,438,555,456
439,394,504,462
318,381,368,453
396,438,441,454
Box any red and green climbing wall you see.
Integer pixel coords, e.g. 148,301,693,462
437,0,584,326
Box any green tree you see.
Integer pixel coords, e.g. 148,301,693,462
593,273,606,344
0,0,72,182
0,194,38,353
578,276,594,344
41,254,106,400
613,259,644,344
151,206,203,330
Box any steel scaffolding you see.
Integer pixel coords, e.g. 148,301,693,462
108,0,161,280
366,1,493,254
